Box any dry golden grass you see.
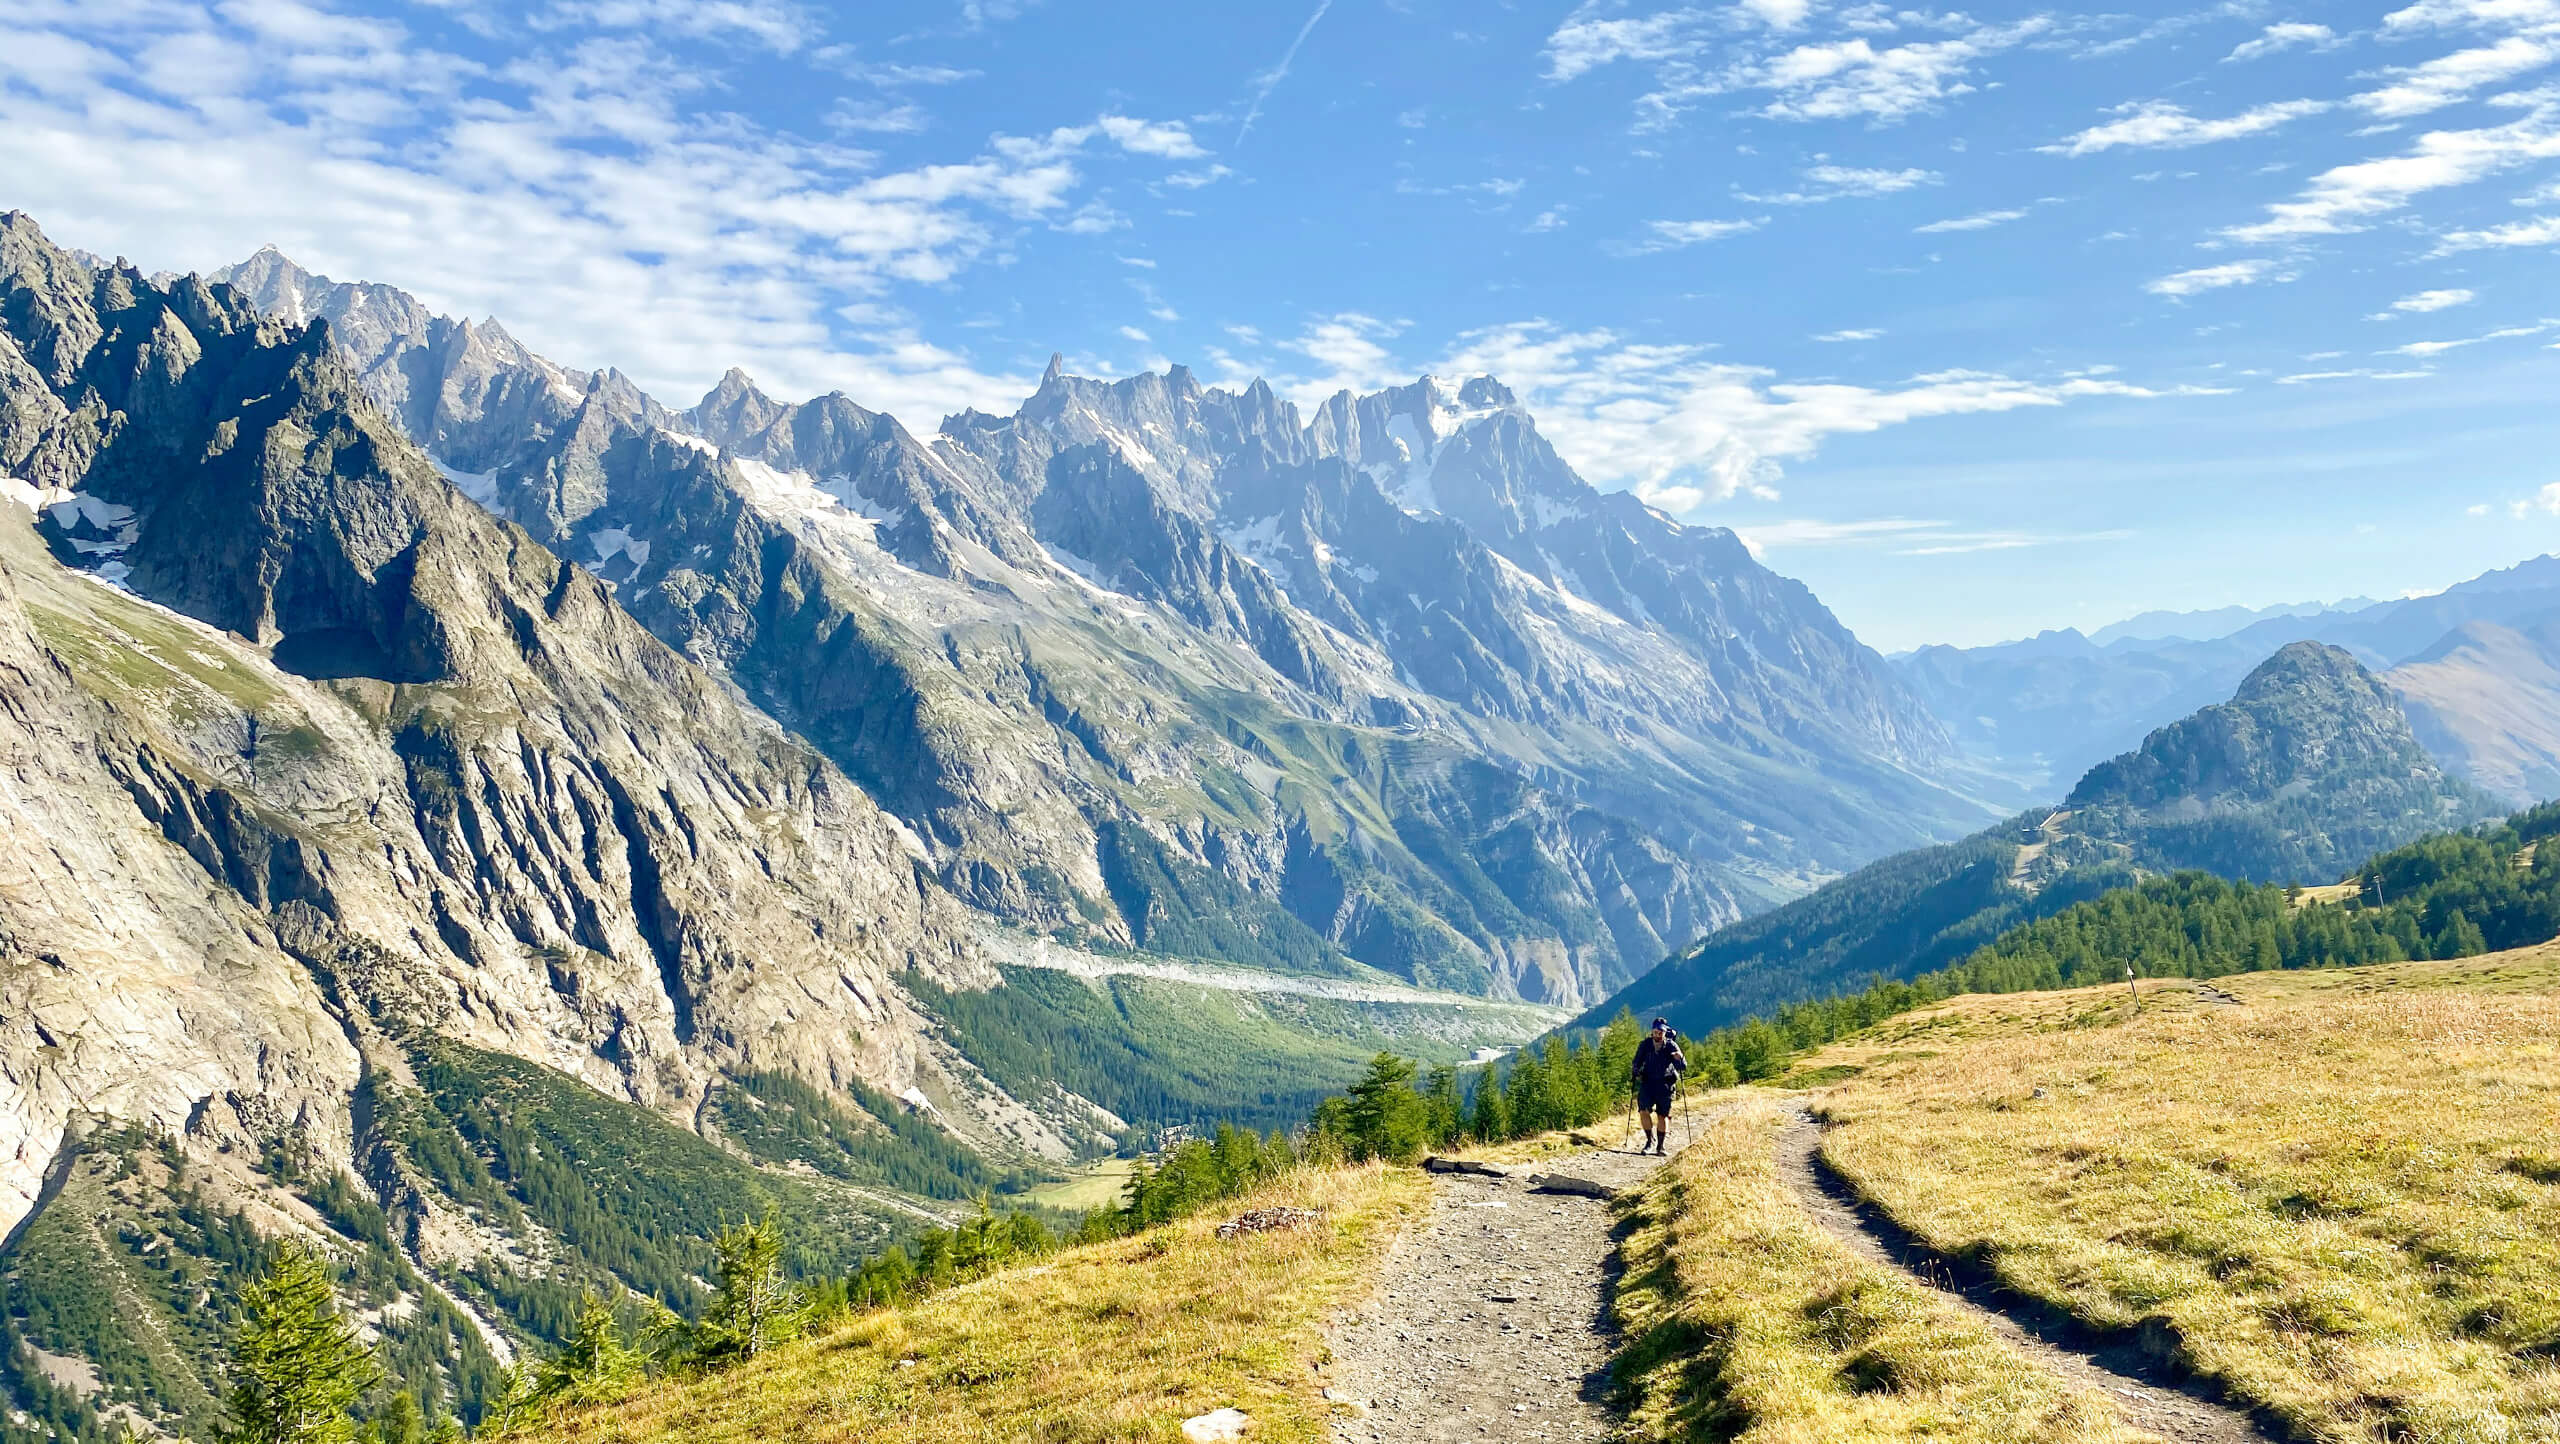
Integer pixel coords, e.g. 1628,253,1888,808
1613,1094,2149,1444
1810,947,2560,1444
525,1163,1425,1444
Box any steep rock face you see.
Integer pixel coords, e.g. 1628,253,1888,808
0,515,361,1244
0,214,1083,1235
1590,641,2501,1035
183,240,1998,1007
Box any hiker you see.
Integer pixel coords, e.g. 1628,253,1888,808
1631,1017,1685,1155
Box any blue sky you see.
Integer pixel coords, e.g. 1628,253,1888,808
4,0,2557,648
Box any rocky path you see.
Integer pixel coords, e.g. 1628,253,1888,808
1322,1137,1669,1442
1778,1110,2278,1444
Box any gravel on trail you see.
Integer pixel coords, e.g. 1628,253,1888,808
1321,1138,1670,1443
1778,1109,2280,1444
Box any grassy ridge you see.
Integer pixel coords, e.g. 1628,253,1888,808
1808,950,2560,1443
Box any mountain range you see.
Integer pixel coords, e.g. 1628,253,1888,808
1587,640,2499,1034
1899,558,2560,802
0,210,2025,1436
202,242,1992,1011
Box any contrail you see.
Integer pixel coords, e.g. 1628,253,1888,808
1236,0,1334,145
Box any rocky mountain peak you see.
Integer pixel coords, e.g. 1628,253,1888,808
2069,642,2425,814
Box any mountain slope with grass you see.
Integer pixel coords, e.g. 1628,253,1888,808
1586,641,2500,1035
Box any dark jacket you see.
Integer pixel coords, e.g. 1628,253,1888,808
1633,1034,1685,1087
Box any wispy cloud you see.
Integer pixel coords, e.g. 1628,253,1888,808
1915,206,2028,232
1615,217,1769,253
2384,321,2553,355
2374,287,2478,315
1734,517,2133,556
1739,164,1940,204
2043,99,2331,155
1546,7,2048,128
2354,37,2558,117
2225,22,2342,61
1236,0,1333,144
2433,212,2560,249
1812,328,1885,341
2146,259,2294,296
2225,97,2560,242
2276,367,2435,382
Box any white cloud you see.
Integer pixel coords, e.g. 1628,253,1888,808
1118,325,1151,343
1732,517,2130,556
2385,321,2552,354
2434,212,2560,247
2225,99,2560,241
1543,6,1704,81
1915,206,2027,232
1097,114,1209,159
1731,25,2048,124
1740,164,1939,204
1551,9,2045,128
2042,99,2332,155
1618,217,1769,252
1812,328,1884,340
2146,259,2293,296
2225,22,2341,61
2382,0,2560,37
1739,0,1815,29
1249,318,2224,510
0,1,1221,430
2513,481,2560,516
2277,367,2436,382
1526,208,1570,232
2354,37,2557,118
2384,287,2479,312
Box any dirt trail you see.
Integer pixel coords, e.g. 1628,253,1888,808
1322,1135,1671,1442
1777,1110,2279,1444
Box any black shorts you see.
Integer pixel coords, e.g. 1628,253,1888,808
1637,1079,1675,1113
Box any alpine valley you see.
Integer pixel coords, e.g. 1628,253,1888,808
0,212,1987,1437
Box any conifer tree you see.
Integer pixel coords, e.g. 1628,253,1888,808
220,1241,380,1444
701,1210,807,1363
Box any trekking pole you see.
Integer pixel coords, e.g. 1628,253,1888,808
1677,1077,1696,1152
1620,1090,1637,1154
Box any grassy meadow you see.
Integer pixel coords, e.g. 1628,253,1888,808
1805,947,2560,1443
1613,1095,2148,1444
523,1163,1424,1444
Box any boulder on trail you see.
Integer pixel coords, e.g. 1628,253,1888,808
1527,1173,1619,1200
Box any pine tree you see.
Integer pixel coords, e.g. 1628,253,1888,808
1468,1069,1511,1142
1340,1053,1430,1162
536,1295,636,1404
220,1241,380,1444
700,1210,807,1363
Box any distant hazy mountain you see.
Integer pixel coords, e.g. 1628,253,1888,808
1898,557,2560,797
1585,641,2497,1035
2386,612,2560,806
2086,596,2376,648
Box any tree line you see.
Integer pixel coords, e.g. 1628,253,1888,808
1307,800,2560,1158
